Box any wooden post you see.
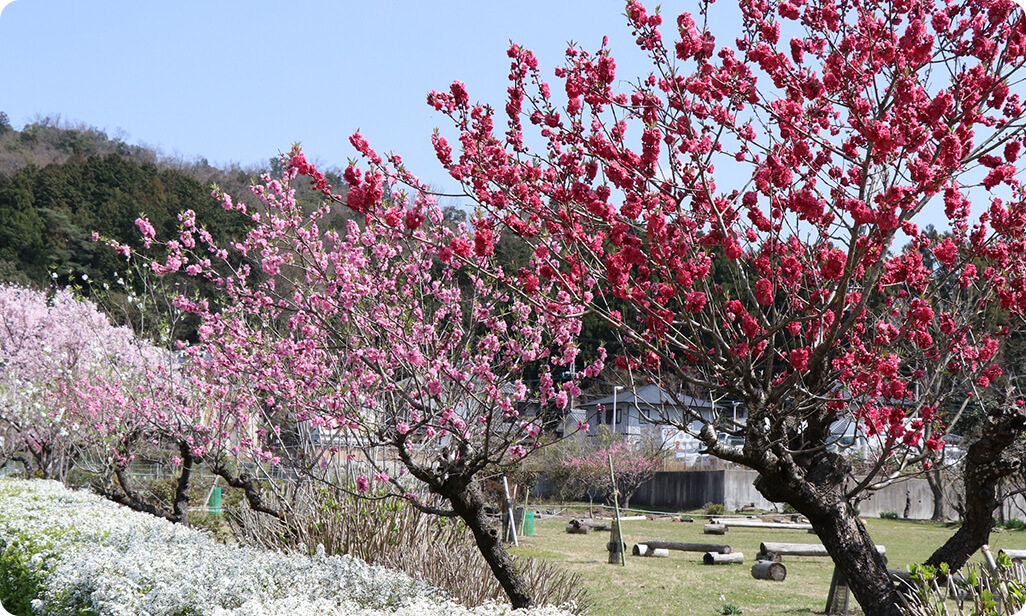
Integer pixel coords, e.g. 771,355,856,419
502,476,518,546
608,453,625,566
824,567,851,614
982,545,1007,615
751,561,787,581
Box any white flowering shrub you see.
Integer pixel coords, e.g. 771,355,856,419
0,480,577,616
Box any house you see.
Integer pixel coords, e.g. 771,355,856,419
576,384,744,455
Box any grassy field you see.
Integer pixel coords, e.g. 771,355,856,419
510,512,1026,616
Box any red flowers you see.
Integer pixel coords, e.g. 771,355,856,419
755,278,774,306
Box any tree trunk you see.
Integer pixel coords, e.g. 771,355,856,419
924,467,946,522
805,498,904,616
926,399,1026,570
753,452,905,616
171,443,194,526
444,481,532,609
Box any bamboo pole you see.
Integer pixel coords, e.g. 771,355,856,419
608,453,625,566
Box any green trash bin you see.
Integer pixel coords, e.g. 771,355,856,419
208,487,222,515
523,511,535,537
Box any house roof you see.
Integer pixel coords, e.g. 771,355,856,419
578,384,716,410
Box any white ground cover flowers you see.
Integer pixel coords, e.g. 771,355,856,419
0,479,575,616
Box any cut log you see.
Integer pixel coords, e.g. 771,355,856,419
760,542,886,558
639,541,731,554
751,561,787,581
704,551,744,565
704,523,728,535
1000,549,1026,562
888,568,912,582
565,519,591,534
714,517,808,529
632,544,670,557
754,551,782,562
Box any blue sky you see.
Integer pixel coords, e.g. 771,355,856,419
0,0,693,192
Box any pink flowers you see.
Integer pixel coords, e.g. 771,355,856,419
135,217,156,248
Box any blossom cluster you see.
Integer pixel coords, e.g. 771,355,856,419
0,479,576,616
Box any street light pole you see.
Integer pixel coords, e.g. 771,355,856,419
612,385,624,436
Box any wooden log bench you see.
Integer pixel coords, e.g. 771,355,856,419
632,544,670,558
631,541,732,556
756,542,886,563
712,518,814,531
1000,548,1026,562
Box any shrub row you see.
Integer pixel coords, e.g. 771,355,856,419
0,479,576,616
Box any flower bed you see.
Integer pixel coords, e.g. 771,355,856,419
0,479,574,616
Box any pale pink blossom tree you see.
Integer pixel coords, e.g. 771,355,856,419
0,285,155,481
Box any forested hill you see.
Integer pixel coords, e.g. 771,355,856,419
0,113,348,295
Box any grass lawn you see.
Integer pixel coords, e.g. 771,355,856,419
510,512,1026,616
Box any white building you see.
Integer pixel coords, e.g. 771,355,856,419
576,384,745,457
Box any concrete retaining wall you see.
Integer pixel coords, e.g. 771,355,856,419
633,470,949,520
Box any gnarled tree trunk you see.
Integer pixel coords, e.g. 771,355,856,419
443,480,532,609
752,450,905,616
926,399,1026,570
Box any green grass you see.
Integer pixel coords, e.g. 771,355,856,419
511,515,1026,616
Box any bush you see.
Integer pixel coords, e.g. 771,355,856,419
0,478,578,616
705,502,726,516
879,511,899,520
904,559,1026,616
1003,519,1026,531
227,485,590,612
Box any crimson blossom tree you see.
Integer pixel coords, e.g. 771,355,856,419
328,1,1026,613
131,153,601,608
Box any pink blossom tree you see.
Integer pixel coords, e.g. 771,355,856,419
332,1,1026,613
127,152,602,608
561,437,664,509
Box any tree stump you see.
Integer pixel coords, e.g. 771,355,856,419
704,551,744,564
565,519,590,534
751,561,787,581
632,544,670,557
